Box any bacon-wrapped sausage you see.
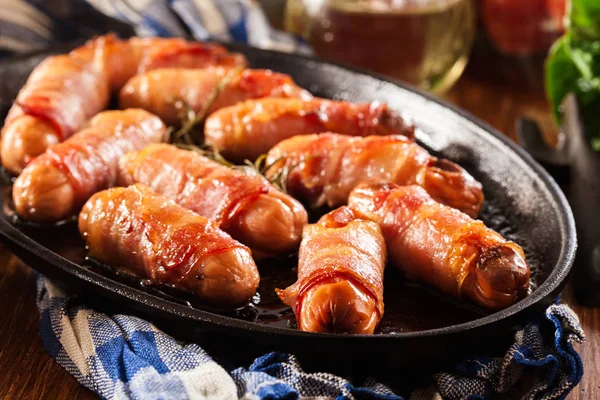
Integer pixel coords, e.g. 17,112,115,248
276,206,386,334
119,68,312,126
102,36,245,90
117,144,307,257
12,109,165,223
1,34,245,174
0,54,110,174
348,182,530,310
266,133,484,217
204,98,414,162
79,184,259,306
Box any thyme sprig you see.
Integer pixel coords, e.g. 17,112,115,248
168,66,244,146
163,66,312,193
230,154,291,192
257,154,318,193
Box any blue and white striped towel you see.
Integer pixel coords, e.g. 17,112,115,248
1,1,587,399
37,277,585,400
37,277,402,400
0,0,310,57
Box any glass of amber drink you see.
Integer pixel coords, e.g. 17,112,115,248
285,0,476,93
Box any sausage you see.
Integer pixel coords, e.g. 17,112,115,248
79,184,259,306
276,206,386,334
1,55,110,174
265,133,484,217
119,68,312,126
348,182,530,310
1,34,246,174
204,97,414,162
12,109,165,223
82,35,246,91
117,144,307,257
128,36,245,81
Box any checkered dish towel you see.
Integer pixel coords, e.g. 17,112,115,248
2,1,587,399
37,278,585,400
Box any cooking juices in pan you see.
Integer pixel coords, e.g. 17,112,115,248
1,183,540,334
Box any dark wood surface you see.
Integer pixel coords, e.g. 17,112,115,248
0,62,598,400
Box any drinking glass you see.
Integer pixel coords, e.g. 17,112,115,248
285,0,477,93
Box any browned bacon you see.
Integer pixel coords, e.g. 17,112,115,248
277,206,386,334
349,182,530,310
1,34,245,174
12,109,165,222
204,97,414,162
266,133,483,217
118,144,307,257
79,184,259,306
120,68,311,126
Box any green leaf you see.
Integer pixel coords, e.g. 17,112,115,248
546,0,600,150
570,0,600,39
545,35,582,122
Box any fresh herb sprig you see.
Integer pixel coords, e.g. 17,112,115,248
168,66,244,145
164,67,300,192
231,154,305,194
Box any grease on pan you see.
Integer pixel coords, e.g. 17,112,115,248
2,185,541,334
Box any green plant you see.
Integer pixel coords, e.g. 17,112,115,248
546,0,600,149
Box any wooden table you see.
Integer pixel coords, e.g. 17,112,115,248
0,58,598,400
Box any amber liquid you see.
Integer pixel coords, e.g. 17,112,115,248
285,0,476,92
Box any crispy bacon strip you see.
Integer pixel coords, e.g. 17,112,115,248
1,54,110,173
120,68,312,126
276,206,386,334
348,182,530,310
1,34,246,174
12,109,165,223
204,98,414,162
118,144,308,257
266,133,484,217
79,184,259,306
75,35,245,92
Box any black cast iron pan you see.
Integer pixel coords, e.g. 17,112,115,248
0,42,576,378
